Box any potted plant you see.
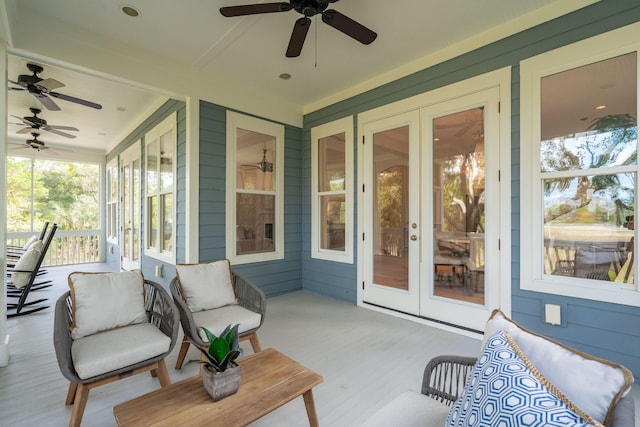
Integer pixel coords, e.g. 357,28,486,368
193,324,242,401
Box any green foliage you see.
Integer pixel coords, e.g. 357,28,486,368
6,157,99,232
193,324,241,373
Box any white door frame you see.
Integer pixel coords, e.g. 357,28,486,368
119,141,141,271
357,67,512,333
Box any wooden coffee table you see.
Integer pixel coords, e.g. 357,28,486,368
113,348,323,426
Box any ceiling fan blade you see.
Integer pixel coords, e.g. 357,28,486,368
33,93,61,111
321,9,377,45
220,3,292,17
44,128,77,139
48,124,79,131
11,115,30,124
286,17,311,58
16,127,33,134
36,78,65,92
49,91,102,110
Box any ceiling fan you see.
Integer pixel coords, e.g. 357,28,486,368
10,108,79,139
220,0,377,57
243,149,273,172
9,63,102,111
9,132,72,154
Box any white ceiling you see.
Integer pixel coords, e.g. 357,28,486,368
0,0,597,155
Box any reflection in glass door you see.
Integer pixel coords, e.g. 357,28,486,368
121,143,141,271
432,108,485,305
373,129,409,290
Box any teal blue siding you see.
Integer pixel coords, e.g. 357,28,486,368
301,0,640,379
198,101,303,296
106,99,186,288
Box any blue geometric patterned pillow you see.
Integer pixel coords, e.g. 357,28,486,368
446,330,603,427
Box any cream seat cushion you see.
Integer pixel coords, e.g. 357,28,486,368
11,247,41,288
484,309,633,425
192,304,262,341
176,260,238,312
360,390,451,427
69,270,148,340
71,323,171,380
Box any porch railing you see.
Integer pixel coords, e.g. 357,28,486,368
6,229,102,266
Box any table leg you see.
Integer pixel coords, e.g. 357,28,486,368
302,389,320,427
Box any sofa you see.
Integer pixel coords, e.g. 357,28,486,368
362,310,635,427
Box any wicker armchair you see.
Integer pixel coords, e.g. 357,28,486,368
170,269,266,370
421,355,477,405
53,278,179,427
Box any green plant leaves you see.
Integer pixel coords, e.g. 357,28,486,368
197,324,240,372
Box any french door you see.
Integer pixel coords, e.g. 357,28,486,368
120,142,141,271
361,87,502,331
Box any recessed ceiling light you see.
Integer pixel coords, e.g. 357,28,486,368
595,105,607,110
98,132,107,136
279,73,291,80
121,5,140,17
116,106,127,112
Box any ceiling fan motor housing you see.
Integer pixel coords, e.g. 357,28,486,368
291,0,329,17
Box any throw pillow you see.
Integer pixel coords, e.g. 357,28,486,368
69,270,148,340
446,330,603,427
11,247,41,288
483,310,633,425
22,235,38,250
176,259,238,312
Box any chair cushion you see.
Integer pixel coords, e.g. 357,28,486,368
69,270,148,340
360,390,451,427
447,330,602,427
483,310,633,425
22,235,38,250
176,260,238,312
28,239,44,252
71,323,171,380
11,247,41,289
192,304,262,341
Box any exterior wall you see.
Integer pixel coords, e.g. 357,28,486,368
199,101,303,296
302,0,640,378
106,99,187,287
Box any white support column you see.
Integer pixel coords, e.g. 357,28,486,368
0,41,10,367
184,96,200,263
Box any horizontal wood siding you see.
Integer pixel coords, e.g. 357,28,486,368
199,101,303,296
302,0,640,379
106,99,186,288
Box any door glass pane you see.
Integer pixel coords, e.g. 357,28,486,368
123,165,131,261
236,193,275,255
132,159,140,262
373,126,409,290
148,195,158,250
432,108,485,304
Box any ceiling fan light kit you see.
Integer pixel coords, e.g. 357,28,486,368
220,0,377,57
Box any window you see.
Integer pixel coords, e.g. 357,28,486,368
520,23,640,306
106,158,118,243
311,117,354,263
144,113,176,262
226,111,284,264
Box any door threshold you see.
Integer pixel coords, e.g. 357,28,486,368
363,300,484,335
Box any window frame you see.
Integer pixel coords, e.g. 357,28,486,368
310,116,354,263
144,112,176,264
225,111,285,264
106,157,118,243
520,22,640,307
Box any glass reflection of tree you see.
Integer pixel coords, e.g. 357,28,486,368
377,166,406,256
543,114,637,226
441,132,485,233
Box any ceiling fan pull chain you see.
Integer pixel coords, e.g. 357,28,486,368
315,14,318,68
